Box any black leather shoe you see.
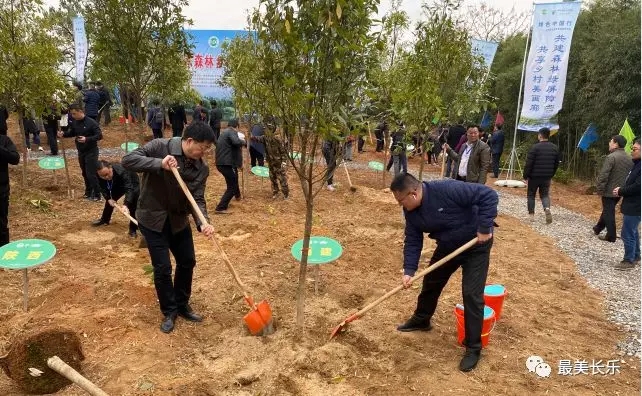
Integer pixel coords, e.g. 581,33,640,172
91,219,109,227
160,313,177,333
592,226,601,235
459,349,481,372
178,305,203,322
396,316,432,332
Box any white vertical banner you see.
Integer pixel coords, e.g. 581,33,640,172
518,2,581,132
72,16,88,84
471,39,499,70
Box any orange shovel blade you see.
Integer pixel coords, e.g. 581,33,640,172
329,312,359,340
243,300,274,336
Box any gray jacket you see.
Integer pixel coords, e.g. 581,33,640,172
596,148,631,197
215,127,245,167
446,140,491,184
121,137,209,233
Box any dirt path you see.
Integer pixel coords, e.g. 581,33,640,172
0,124,638,395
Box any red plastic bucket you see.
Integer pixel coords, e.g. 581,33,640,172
484,284,507,321
454,304,496,348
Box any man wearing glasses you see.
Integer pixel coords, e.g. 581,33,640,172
390,173,498,372
122,121,215,333
613,138,641,270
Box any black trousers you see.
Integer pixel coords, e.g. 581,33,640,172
491,152,502,177
216,165,240,210
79,149,100,197
595,196,621,241
322,146,336,185
139,221,196,316
527,177,551,214
249,147,265,167
358,136,365,152
172,126,183,138
0,188,9,246
414,240,492,351
375,131,384,152
44,125,58,155
212,127,221,143
100,192,139,233
152,128,163,139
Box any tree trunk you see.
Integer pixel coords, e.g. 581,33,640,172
18,108,27,187
296,193,315,331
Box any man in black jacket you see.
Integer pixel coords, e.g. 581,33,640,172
0,104,8,136
58,103,103,201
95,82,112,125
613,138,641,270
523,127,559,224
83,85,101,120
168,103,187,137
209,100,223,142
122,121,215,333
488,124,505,178
0,134,20,246
93,160,140,237
214,119,245,213
445,123,466,177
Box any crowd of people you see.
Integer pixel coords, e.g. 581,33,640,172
0,98,638,373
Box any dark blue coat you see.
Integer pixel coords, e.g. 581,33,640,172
489,129,505,155
83,90,101,117
618,159,640,216
402,180,498,276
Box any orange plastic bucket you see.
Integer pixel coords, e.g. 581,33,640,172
454,304,495,348
484,284,507,321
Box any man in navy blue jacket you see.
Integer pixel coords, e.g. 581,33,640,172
390,173,498,372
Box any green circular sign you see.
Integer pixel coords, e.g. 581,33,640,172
121,142,139,151
368,161,384,171
291,236,343,265
38,157,65,170
0,239,56,270
251,166,270,178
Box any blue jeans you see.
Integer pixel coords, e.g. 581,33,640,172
621,215,641,262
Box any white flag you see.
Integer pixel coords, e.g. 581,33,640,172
471,39,499,70
72,16,88,84
518,2,582,132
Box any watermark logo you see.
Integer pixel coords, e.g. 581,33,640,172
526,356,622,378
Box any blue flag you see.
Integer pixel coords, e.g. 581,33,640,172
480,111,491,130
577,123,598,152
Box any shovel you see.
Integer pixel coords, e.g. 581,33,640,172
0,328,108,395
170,167,275,336
111,201,147,249
342,161,357,192
330,237,478,339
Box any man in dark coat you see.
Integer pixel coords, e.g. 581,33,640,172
42,100,61,155
593,135,631,242
391,173,498,372
613,138,641,270
209,100,223,142
0,104,8,136
96,82,112,125
94,160,141,238
168,103,187,138
83,86,101,120
57,103,103,200
488,124,505,178
0,133,20,246
523,127,559,224
445,123,466,177
444,125,490,184
214,119,245,213
249,122,265,167
121,122,215,333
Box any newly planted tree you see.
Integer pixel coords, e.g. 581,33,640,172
0,0,67,185
84,0,193,130
224,0,379,331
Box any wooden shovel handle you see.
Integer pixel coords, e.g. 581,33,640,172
170,167,251,297
342,161,353,187
113,202,138,226
349,238,478,321
47,356,109,396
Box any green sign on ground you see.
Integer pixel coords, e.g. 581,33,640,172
291,236,343,265
38,157,65,170
121,142,139,151
251,166,270,178
368,161,384,171
0,239,56,270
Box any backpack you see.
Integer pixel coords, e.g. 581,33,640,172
153,107,164,124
